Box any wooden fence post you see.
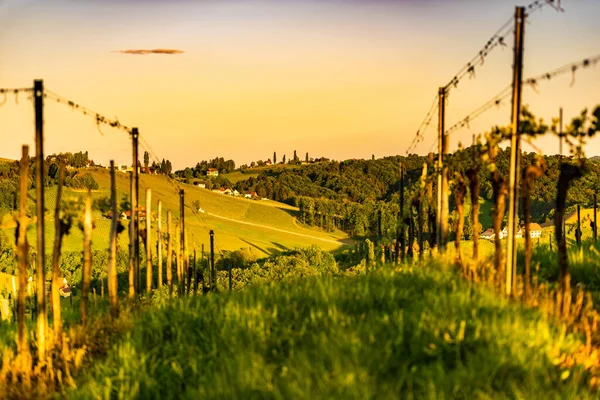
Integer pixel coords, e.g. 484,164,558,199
193,249,197,295
146,188,152,293
108,161,119,318
17,145,32,374
81,190,93,325
34,79,47,360
179,190,185,296
51,162,66,340
157,200,163,288
167,211,173,296
210,230,216,292
175,222,181,295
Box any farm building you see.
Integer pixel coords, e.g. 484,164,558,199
207,168,219,177
526,223,543,238
480,229,495,240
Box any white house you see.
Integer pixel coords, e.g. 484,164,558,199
527,223,543,238
196,182,206,189
480,228,495,240
207,168,219,177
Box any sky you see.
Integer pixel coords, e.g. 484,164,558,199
0,0,599,170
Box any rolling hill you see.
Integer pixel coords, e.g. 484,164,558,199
0,168,351,259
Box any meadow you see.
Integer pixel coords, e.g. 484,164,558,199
0,167,350,259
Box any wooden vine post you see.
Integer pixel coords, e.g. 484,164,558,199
175,222,181,295
489,138,508,286
157,200,163,288
50,162,66,341
16,145,32,376
193,248,197,294
179,190,185,296
81,190,93,325
34,79,48,360
594,194,598,243
454,172,467,268
522,164,544,300
555,164,584,318
146,188,153,293
210,230,216,291
167,211,173,296
505,6,526,296
427,153,436,251
466,142,481,262
418,163,426,259
108,161,119,318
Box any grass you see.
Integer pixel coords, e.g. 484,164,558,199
220,171,259,183
64,264,594,399
0,168,350,258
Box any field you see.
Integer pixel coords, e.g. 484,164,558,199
60,264,594,399
220,170,259,183
0,168,350,259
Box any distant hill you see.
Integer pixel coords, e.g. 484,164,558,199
0,168,350,258
589,156,600,163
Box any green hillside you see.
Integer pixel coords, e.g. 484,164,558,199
1,168,350,259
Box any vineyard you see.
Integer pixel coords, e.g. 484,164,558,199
1,0,600,398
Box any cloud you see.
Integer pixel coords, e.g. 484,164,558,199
113,49,185,55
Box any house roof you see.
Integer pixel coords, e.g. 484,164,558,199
528,223,543,231
481,228,495,236
208,168,218,172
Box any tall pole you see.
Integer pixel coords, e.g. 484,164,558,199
146,188,152,293
157,200,163,288
201,243,206,292
399,163,405,260
576,204,582,248
129,128,140,296
179,190,185,296
166,211,173,296
505,6,526,296
17,145,31,366
437,87,448,252
108,161,119,318
559,109,566,239
594,194,598,243
193,249,197,294
34,79,47,360
210,230,216,292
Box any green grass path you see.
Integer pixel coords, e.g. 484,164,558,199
67,265,593,399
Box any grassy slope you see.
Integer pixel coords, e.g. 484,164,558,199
0,168,349,259
220,171,259,183
68,266,592,399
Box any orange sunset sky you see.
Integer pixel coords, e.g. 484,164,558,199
1,0,599,169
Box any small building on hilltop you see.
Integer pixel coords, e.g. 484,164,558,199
207,168,219,177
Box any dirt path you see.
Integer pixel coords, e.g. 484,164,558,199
205,212,349,245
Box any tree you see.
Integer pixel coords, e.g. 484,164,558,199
282,155,287,164
305,152,309,163
293,150,298,162
273,152,277,164
144,151,150,173
192,200,201,211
